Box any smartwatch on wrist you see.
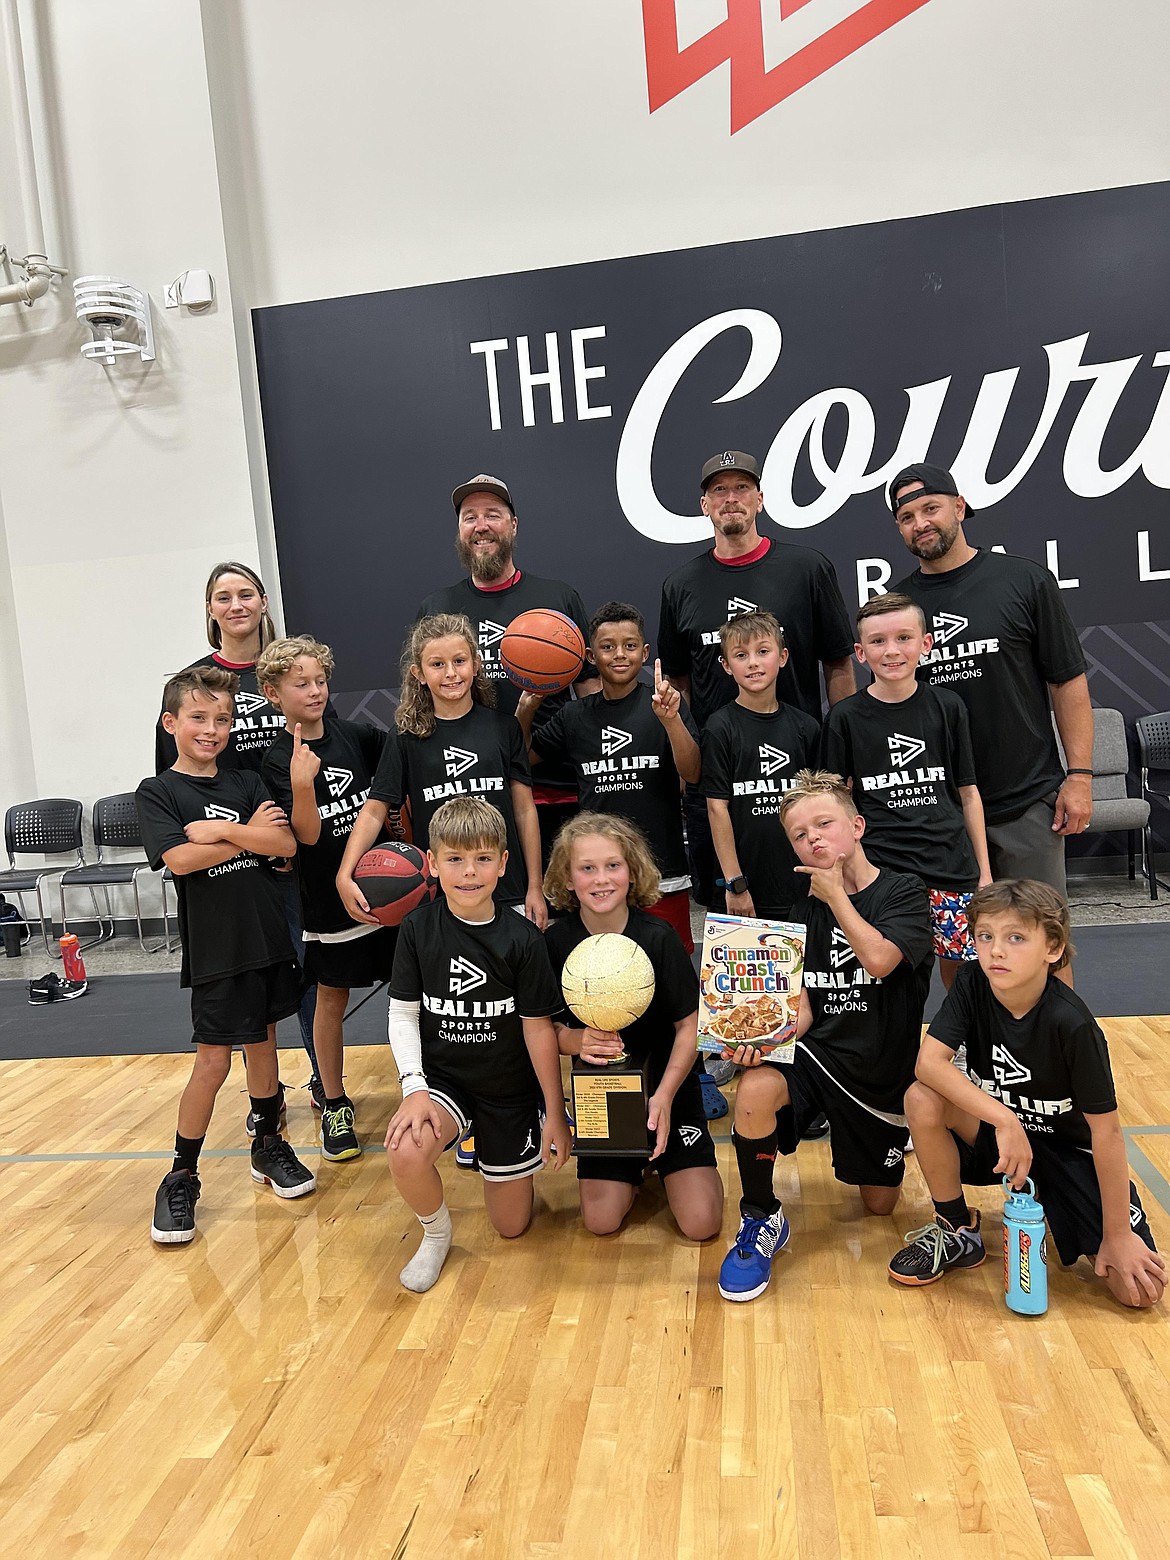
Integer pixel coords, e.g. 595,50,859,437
727,874,749,895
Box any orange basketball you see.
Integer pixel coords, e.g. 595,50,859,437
500,609,586,694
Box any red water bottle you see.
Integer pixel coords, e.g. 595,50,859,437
60,934,86,982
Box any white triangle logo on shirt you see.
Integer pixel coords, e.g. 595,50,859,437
887,733,926,768
992,1044,1031,1086
444,747,478,778
479,619,507,647
601,726,633,757
204,804,239,822
931,611,968,645
324,766,354,799
234,691,268,717
449,956,487,996
726,596,758,616
829,927,855,968
758,743,790,777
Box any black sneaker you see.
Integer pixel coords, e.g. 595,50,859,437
250,1134,316,1199
801,1113,830,1141
308,1075,326,1112
321,1098,361,1162
151,1168,200,1244
57,978,87,1000
245,1081,288,1140
888,1211,985,1286
28,972,60,1004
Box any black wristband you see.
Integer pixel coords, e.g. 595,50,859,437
1065,768,1092,776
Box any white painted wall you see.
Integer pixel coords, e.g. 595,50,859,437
0,0,1167,890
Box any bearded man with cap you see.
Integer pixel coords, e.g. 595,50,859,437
657,450,856,905
418,474,599,858
889,463,1093,899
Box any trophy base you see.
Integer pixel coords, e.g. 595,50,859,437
570,1054,651,1158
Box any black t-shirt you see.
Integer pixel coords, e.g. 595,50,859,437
894,550,1086,823
795,869,933,1114
821,685,979,890
369,704,532,905
930,965,1116,1153
657,542,853,727
262,717,388,936
701,701,822,915
154,654,292,775
389,896,561,1101
136,767,292,987
418,572,591,791
545,908,701,1093
532,682,696,883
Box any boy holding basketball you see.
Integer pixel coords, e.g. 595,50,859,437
137,665,316,1245
517,601,701,949
702,612,821,922
385,796,571,1293
259,636,398,1163
718,771,933,1302
887,879,1163,1307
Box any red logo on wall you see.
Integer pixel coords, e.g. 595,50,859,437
643,0,933,133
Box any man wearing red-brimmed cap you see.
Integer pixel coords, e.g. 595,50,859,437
889,463,1093,901
418,474,599,860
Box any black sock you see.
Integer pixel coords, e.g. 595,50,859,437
250,1092,282,1141
934,1195,971,1230
733,1128,781,1217
173,1133,204,1175
325,1094,346,1110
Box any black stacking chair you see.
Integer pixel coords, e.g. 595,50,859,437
59,793,175,952
0,799,84,955
1136,712,1170,900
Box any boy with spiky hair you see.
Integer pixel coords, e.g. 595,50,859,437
385,797,570,1294
888,879,1163,1307
717,770,932,1303
137,665,316,1246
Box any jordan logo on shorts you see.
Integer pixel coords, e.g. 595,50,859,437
522,1127,536,1155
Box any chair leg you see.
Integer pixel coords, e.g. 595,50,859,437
132,875,148,954
35,881,54,956
1147,824,1159,902
1127,832,1136,881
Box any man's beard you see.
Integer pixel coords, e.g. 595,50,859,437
714,513,751,537
908,522,959,562
457,535,513,582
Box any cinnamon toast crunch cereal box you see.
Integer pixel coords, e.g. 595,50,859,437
696,914,805,1063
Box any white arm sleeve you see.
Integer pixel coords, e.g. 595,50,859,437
388,998,428,1096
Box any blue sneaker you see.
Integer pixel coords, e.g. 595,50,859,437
455,1129,477,1170
718,1207,791,1302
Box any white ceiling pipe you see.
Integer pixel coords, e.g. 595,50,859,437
1,0,63,308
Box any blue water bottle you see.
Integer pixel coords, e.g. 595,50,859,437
1003,1176,1048,1315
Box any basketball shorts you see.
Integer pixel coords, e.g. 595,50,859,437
303,926,398,989
425,1071,545,1183
985,791,1066,897
189,958,304,1047
576,1070,715,1185
768,1044,910,1188
927,888,977,961
953,1121,1157,1266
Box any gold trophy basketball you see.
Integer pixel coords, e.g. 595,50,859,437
562,934,656,1157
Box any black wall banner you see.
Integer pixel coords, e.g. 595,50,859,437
254,180,1170,853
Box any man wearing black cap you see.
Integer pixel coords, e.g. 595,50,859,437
418,474,599,856
657,450,856,904
889,463,1093,898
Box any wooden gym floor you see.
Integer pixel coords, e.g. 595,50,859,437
1,1018,1168,1559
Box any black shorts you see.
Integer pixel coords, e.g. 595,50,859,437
769,1044,910,1188
189,959,304,1047
425,1071,544,1184
302,926,398,989
576,1071,716,1186
953,1121,1157,1266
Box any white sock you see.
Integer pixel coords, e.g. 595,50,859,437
400,1202,453,1293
